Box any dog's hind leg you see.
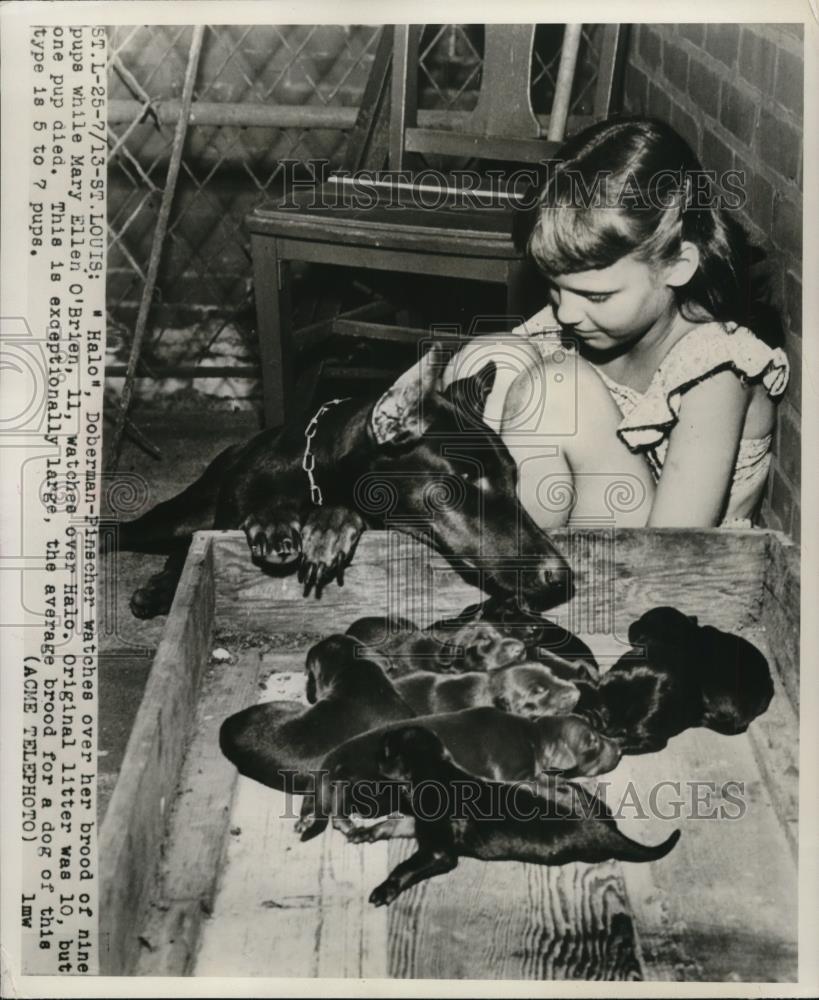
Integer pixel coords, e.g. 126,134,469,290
118,443,242,553
369,845,458,906
128,543,190,619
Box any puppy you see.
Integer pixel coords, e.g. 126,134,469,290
574,607,774,754
395,660,580,717
297,705,621,839
219,634,414,793
345,615,525,677
306,725,681,906
431,596,600,682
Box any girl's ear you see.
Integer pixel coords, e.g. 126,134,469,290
664,240,700,288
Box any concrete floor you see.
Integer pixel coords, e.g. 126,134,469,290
99,408,258,819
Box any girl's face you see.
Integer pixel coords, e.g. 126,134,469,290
546,253,678,352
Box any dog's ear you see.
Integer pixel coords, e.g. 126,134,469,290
545,740,578,774
369,344,447,447
442,360,497,426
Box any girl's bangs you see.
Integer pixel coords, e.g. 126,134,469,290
528,203,636,275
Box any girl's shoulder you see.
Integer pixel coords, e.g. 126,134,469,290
657,321,789,399
615,322,789,451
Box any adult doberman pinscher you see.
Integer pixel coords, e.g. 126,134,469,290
118,344,572,618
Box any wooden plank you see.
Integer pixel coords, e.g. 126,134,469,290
211,528,770,636
193,670,389,977
761,532,800,710
387,846,642,980
585,628,798,983
133,645,267,975
99,533,215,975
341,25,393,173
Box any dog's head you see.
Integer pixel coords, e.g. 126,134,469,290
304,633,388,703
492,661,581,717
627,606,699,648
364,345,573,613
437,623,526,672
697,627,774,734
379,725,450,782
536,714,622,778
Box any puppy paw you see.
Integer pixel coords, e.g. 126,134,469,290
369,880,399,907
294,814,313,836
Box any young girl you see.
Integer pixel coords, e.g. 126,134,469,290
446,117,789,529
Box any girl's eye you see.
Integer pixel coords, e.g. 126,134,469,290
585,294,610,303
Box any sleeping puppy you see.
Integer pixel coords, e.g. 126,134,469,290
296,705,621,838
345,615,525,677
395,660,580,717
298,725,679,908
574,607,774,754
219,634,414,793
431,596,600,682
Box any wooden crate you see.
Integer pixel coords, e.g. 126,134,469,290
98,527,800,980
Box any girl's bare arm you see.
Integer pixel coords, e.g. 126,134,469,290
647,371,750,527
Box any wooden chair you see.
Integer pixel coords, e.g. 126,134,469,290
248,24,628,427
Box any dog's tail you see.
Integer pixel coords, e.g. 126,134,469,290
612,826,681,863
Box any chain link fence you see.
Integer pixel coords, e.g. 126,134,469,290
105,24,611,412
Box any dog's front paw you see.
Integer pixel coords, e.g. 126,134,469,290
299,506,364,596
241,513,303,566
369,880,399,907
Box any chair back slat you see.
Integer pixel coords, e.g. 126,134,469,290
469,25,541,139
388,23,606,171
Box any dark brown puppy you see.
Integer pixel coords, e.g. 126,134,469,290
362,726,681,906
345,616,526,677
395,660,580,717
297,706,621,839
573,607,774,754
219,634,414,793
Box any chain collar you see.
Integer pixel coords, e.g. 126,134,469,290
302,398,349,506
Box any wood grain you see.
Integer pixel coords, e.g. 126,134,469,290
761,532,800,710
211,527,770,636
134,645,267,975
99,533,215,974
194,661,389,978
586,629,799,984
386,844,642,980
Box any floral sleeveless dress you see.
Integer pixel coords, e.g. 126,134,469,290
517,312,790,527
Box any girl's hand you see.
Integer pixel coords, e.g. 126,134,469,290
647,370,751,527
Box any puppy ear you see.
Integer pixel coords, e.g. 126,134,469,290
545,741,578,774
369,344,446,447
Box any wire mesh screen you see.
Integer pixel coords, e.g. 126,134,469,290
105,24,610,407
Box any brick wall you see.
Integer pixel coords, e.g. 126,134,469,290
622,23,803,541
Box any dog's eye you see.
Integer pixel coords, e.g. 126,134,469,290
530,685,543,695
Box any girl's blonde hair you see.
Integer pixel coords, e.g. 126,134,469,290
528,117,761,331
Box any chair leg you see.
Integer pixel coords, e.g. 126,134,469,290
251,234,293,428
505,260,532,326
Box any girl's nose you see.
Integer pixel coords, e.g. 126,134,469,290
553,292,585,328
